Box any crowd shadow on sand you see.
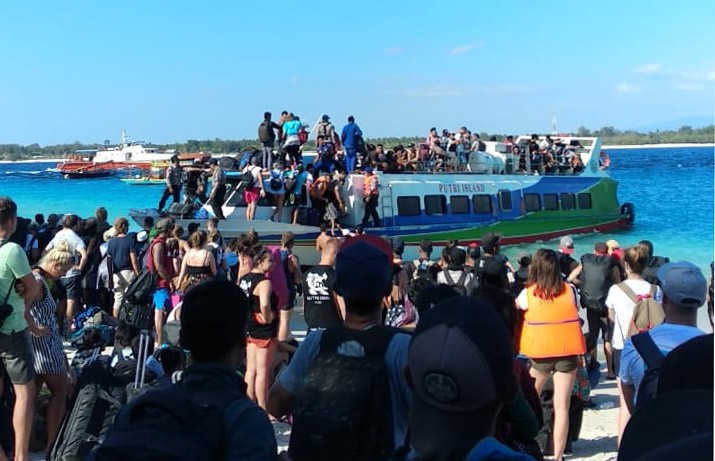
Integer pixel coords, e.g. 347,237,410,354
572,435,618,459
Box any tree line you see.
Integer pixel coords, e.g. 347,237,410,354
0,124,712,161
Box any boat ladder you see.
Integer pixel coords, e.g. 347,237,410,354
380,184,395,227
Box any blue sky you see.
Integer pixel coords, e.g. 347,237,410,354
1,0,713,145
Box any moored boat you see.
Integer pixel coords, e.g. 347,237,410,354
130,136,634,266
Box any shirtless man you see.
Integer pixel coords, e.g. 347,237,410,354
315,223,330,254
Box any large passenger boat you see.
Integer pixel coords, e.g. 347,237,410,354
130,136,634,266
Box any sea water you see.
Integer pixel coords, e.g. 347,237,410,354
1,146,713,327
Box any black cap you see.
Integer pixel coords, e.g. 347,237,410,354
480,232,500,252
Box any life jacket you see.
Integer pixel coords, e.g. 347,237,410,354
363,175,378,196
519,283,586,359
579,254,613,312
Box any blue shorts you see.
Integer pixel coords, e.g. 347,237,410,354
153,288,172,311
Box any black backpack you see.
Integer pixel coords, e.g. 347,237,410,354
90,383,235,461
579,254,613,315
289,326,398,461
632,331,665,409
241,167,256,188
441,269,469,296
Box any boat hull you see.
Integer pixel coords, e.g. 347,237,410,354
120,178,166,186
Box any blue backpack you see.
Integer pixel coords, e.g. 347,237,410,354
632,331,665,408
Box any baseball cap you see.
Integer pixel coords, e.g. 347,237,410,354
657,261,707,307
364,166,373,174
408,297,516,433
322,114,330,121
334,236,393,301
136,230,149,243
559,235,574,254
480,232,500,252
156,218,171,232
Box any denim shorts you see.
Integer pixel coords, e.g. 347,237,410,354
153,288,172,311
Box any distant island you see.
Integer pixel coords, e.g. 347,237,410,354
0,124,712,161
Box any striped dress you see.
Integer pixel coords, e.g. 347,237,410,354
29,273,66,375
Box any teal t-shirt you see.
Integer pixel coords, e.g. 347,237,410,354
0,239,32,334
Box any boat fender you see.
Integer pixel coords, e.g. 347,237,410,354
621,202,635,224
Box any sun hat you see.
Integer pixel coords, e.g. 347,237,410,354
136,231,149,243
656,261,707,307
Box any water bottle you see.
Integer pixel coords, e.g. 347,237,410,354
597,401,616,410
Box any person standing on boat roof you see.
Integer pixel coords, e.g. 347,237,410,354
341,115,363,173
316,114,340,146
157,155,182,212
207,158,227,220
258,111,281,170
361,167,381,228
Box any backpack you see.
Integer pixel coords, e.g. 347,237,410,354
270,171,283,191
258,120,275,144
298,126,308,145
90,383,235,461
617,283,664,337
123,269,157,308
241,167,256,188
284,174,297,193
632,332,665,409
289,326,398,461
410,259,434,281
441,268,469,296
579,254,614,315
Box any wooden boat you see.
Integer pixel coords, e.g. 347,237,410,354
63,170,113,179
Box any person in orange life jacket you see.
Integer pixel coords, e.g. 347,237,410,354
568,242,621,379
361,167,380,228
516,249,586,461
147,219,176,347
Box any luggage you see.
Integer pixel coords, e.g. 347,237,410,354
119,302,154,332
166,202,195,219
49,359,128,461
125,331,157,402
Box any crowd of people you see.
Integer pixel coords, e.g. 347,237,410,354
0,195,712,461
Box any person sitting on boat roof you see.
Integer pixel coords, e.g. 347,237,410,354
157,155,182,212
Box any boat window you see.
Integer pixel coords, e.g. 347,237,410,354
524,193,541,212
424,195,447,216
451,195,470,214
472,194,492,214
577,193,593,209
397,196,421,216
498,190,512,211
543,194,560,210
561,193,576,211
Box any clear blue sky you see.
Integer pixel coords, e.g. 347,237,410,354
1,0,713,145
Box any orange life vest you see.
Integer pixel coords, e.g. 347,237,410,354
363,175,378,196
519,283,586,359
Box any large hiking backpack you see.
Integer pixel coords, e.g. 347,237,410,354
119,269,156,331
241,167,257,189
441,269,469,296
89,383,234,461
289,326,398,461
632,332,665,409
579,254,614,315
49,359,128,461
617,283,665,337
642,256,669,285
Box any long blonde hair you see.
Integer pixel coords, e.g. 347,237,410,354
39,241,75,268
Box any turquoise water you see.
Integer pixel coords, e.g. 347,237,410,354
1,147,713,310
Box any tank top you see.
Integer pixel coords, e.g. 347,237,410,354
239,272,279,339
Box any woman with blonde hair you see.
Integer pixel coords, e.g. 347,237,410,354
238,247,278,411
606,243,662,445
176,230,216,293
516,248,585,461
28,242,75,450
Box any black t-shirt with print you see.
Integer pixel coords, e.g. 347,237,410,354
302,265,341,329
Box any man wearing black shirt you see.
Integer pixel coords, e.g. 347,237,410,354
302,238,344,329
558,235,579,284
475,232,509,290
